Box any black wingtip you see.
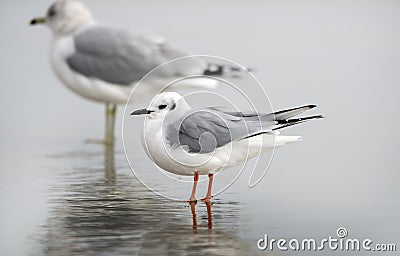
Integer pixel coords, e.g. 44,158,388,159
301,104,317,110
203,65,224,76
203,64,253,76
273,104,317,117
273,114,324,130
310,114,324,120
295,114,324,121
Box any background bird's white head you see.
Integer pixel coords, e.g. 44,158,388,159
30,0,93,35
131,92,190,121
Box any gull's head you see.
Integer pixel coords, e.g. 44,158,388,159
30,0,92,35
131,92,190,120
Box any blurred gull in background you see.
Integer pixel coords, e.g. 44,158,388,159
30,0,248,144
131,92,323,202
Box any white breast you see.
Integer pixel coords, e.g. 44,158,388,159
142,118,209,176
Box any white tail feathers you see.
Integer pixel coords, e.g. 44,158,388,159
274,135,302,147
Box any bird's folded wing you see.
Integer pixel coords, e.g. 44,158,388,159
66,25,206,85
166,109,273,154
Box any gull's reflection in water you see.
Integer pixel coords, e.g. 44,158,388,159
42,146,261,256
138,201,262,256
104,143,116,184
189,201,212,231
206,201,213,230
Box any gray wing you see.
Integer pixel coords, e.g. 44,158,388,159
166,105,319,153
166,109,274,154
66,25,206,85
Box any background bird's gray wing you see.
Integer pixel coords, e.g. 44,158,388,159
166,109,273,154
67,25,206,85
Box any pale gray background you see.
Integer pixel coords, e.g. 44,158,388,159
1,0,399,255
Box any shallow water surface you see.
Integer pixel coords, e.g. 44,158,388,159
39,145,262,256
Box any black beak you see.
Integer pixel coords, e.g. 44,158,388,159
130,109,153,116
30,17,46,25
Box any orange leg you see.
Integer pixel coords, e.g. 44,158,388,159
187,172,199,202
201,173,214,202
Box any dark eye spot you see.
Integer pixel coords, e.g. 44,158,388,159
158,104,167,110
47,5,57,17
170,103,176,110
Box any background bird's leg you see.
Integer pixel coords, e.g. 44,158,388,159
187,172,199,202
105,103,117,144
201,173,214,202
